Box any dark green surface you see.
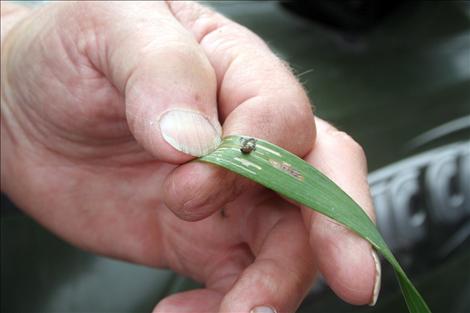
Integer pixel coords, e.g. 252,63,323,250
2,1,469,312
297,252,470,313
212,1,470,170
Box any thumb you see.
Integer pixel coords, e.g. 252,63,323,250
83,2,221,163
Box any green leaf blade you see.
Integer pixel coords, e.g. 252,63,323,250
199,135,431,313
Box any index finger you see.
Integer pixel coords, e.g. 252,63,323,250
163,1,316,220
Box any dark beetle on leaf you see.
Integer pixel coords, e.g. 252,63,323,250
240,137,257,154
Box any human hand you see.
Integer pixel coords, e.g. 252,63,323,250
1,1,380,312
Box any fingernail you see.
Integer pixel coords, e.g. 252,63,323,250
159,109,221,156
369,249,382,306
250,306,277,313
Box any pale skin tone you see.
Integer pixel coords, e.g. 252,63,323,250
1,2,379,312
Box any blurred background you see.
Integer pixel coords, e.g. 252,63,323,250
2,1,469,312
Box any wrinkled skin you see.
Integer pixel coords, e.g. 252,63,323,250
1,2,378,312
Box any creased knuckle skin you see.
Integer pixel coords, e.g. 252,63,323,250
167,0,223,42
325,127,367,166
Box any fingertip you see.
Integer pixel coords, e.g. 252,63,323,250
219,202,316,313
92,0,222,164
308,213,377,305
163,162,249,221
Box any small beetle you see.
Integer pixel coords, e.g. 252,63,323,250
240,137,257,154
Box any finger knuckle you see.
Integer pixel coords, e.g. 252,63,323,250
327,129,367,162
171,2,221,42
159,41,215,75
